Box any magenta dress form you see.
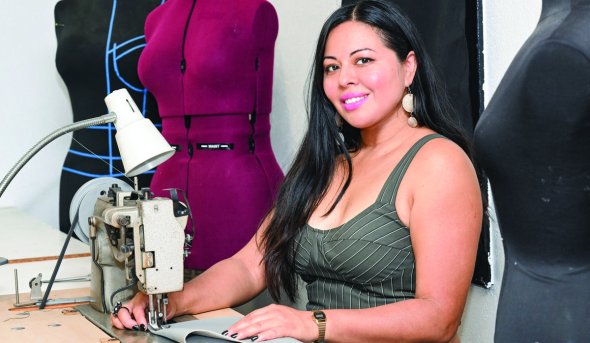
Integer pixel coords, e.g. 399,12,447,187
138,0,283,270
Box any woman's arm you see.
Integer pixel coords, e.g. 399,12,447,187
175,230,269,315
112,218,269,330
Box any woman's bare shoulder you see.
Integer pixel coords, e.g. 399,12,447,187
413,134,474,175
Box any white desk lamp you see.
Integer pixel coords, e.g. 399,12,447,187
0,88,174,308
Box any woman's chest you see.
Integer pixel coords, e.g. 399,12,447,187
295,207,414,285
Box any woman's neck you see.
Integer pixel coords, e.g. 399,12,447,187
359,114,409,150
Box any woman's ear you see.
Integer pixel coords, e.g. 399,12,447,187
403,51,417,87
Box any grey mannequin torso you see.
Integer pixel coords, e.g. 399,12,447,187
474,0,590,341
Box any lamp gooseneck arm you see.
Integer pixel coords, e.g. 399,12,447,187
0,113,117,198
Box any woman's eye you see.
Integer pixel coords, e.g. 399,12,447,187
356,57,373,65
324,64,339,73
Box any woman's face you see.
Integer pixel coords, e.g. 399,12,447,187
322,21,415,130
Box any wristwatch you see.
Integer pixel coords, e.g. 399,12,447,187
312,310,326,343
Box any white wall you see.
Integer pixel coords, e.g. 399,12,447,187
0,1,543,342
0,1,72,228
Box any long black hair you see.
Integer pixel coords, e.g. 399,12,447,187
261,0,473,303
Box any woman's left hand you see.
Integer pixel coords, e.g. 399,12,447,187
225,304,318,342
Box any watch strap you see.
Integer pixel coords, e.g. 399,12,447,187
312,310,326,343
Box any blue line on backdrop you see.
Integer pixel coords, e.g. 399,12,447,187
63,167,155,178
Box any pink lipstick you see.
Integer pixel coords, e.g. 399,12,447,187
340,93,368,111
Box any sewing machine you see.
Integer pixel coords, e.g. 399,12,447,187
79,179,193,331
0,87,192,333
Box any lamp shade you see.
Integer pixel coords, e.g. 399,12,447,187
105,89,174,177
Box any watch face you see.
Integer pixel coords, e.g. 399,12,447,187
314,311,326,321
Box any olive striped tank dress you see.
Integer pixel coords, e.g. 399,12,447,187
293,134,443,310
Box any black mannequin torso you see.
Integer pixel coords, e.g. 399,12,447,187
54,0,161,234
475,0,590,341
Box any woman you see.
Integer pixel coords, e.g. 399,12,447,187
113,1,482,341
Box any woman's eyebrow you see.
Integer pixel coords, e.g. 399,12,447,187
350,47,374,56
323,48,375,62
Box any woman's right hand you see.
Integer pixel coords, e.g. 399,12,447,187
110,291,179,331
110,292,149,331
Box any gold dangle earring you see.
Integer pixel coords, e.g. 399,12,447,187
402,88,418,128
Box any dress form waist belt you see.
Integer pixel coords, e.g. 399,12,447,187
160,113,273,154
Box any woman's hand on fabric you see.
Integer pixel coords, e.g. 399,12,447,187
110,292,179,331
110,292,149,330
226,304,318,342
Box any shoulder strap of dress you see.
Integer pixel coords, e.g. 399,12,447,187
378,134,446,205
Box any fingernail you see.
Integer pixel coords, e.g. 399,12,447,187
140,324,146,331
231,333,238,338
221,330,228,336
251,336,259,341
132,325,139,331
